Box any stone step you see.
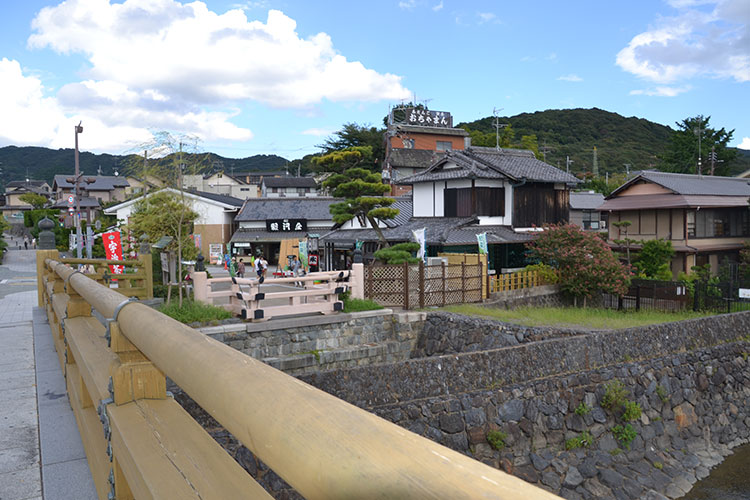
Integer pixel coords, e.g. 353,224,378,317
263,340,407,375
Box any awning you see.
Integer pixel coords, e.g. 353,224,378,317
230,229,309,244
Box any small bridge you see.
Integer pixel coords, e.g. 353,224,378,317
6,243,563,499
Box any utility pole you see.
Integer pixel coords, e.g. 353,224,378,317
624,164,631,178
540,139,554,163
592,146,599,178
74,122,84,258
709,145,723,175
566,156,573,175
694,116,704,175
493,107,508,150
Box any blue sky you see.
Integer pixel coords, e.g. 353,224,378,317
1,0,748,161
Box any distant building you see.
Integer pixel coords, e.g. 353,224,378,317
125,175,165,196
260,176,318,198
1,179,52,221
570,191,606,231
599,171,750,276
383,107,470,196
52,174,129,204
104,188,243,259
182,171,258,199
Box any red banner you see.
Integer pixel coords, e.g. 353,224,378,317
103,231,124,274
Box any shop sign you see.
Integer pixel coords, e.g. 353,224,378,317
266,219,306,232
234,242,251,248
404,108,452,127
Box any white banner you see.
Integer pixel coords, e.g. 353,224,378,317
412,227,426,262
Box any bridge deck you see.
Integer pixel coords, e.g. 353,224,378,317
0,240,96,500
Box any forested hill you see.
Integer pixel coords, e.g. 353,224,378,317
458,108,748,176
0,146,289,186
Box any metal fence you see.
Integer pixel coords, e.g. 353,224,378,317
602,278,750,313
364,261,484,309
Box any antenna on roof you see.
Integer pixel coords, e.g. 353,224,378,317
493,107,509,150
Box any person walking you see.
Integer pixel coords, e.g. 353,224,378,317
23,237,28,250
290,255,302,287
237,258,246,279
258,255,268,282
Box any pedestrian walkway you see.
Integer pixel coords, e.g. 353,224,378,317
0,243,96,500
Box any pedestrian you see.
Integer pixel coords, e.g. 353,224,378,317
255,254,263,278
290,255,302,286
23,237,28,250
258,255,268,282
237,258,245,278
31,238,36,249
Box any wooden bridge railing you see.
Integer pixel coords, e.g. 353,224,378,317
59,255,153,300
37,249,560,500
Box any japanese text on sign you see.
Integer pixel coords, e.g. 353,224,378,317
404,108,452,128
266,219,307,232
102,231,124,274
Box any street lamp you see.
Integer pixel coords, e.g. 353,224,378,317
74,122,84,258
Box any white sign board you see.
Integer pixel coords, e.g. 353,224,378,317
739,288,750,299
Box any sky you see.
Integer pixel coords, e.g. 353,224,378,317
0,0,748,162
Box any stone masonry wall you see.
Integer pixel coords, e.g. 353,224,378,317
297,311,750,499
198,310,424,375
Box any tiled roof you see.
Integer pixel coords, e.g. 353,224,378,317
188,189,244,207
52,197,101,208
53,175,129,191
570,191,605,210
398,147,579,185
388,149,440,169
262,176,317,188
611,171,750,197
384,195,413,228
236,197,340,221
322,217,531,245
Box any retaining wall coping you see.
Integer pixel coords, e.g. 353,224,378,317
197,308,397,335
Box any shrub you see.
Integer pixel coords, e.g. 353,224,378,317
158,300,232,324
622,401,642,422
565,431,593,450
575,402,592,416
343,297,384,313
601,380,628,411
373,242,421,265
523,263,558,284
633,239,675,279
612,424,637,449
526,224,630,303
486,430,507,451
655,385,669,403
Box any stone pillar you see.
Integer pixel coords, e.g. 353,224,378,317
37,217,56,250
193,271,209,304
351,263,365,300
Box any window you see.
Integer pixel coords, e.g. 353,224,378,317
297,187,307,194
687,210,696,238
436,141,452,151
444,187,504,217
240,188,250,192
582,210,600,230
690,208,750,238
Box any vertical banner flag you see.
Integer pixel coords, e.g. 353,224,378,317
299,240,309,268
103,231,124,274
412,228,426,262
477,232,488,255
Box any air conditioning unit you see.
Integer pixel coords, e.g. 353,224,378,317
426,257,448,266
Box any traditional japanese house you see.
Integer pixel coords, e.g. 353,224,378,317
599,171,750,276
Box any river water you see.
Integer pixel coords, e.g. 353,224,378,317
680,444,750,499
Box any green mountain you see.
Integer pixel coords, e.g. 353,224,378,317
458,108,749,176
0,146,289,188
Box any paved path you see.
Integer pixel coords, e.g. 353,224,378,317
0,241,96,500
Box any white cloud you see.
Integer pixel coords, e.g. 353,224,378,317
432,1,444,12
301,128,334,137
739,137,750,149
477,12,498,24
29,2,409,108
616,0,750,84
399,0,416,9
557,74,583,82
629,85,691,96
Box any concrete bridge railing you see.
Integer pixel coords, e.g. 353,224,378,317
37,249,561,499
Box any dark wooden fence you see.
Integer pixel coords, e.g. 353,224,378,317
364,262,484,309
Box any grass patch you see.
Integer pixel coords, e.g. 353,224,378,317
342,297,384,313
158,300,232,324
486,430,507,451
438,304,710,330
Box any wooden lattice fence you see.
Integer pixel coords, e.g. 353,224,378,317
364,262,485,309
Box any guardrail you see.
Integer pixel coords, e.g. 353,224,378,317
37,249,560,499
59,255,153,300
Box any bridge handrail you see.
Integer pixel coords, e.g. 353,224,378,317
45,256,560,499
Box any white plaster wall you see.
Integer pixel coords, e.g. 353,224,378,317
413,183,435,216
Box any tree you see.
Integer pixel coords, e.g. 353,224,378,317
633,239,675,280
19,193,48,209
313,146,397,247
527,224,630,305
661,115,737,176
319,123,386,167
612,220,635,266
520,134,541,159
373,242,420,264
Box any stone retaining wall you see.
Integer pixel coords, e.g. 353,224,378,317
413,311,588,358
487,284,566,309
199,309,424,375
